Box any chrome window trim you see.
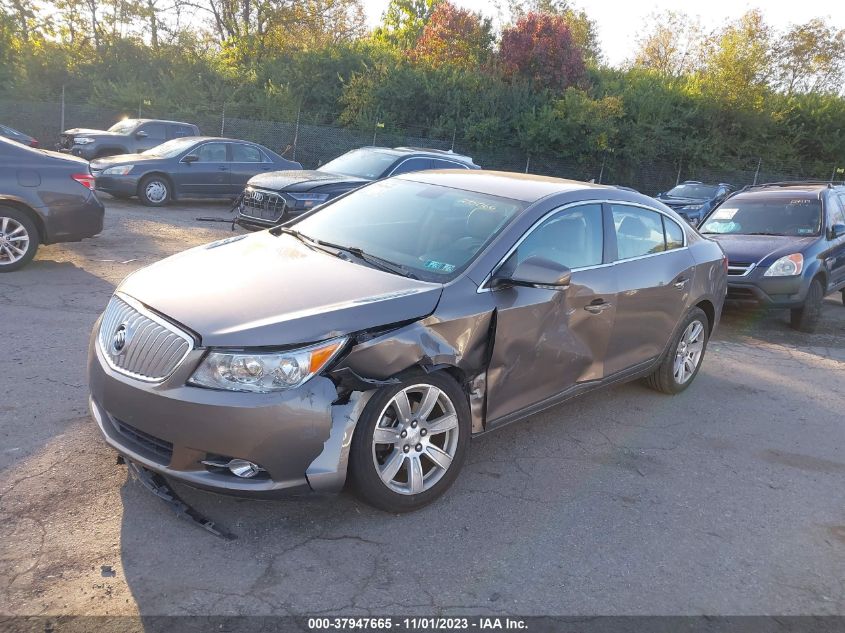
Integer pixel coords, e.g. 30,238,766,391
477,199,690,293
97,292,195,383
387,156,470,177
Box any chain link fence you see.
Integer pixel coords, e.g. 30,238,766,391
1,98,837,195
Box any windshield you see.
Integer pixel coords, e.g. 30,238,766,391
700,196,822,237
141,137,196,158
318,149,398,180
666,184,718,199
292,179,526,281
108,119,140,134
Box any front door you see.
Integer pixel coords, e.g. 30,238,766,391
827,194,845,289
177,142,231,195
604,203,696,375
485,203,617,423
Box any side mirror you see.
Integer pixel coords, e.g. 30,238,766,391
135,130,148,139
830,223,845,239
492,256,572,290
183,154,199,164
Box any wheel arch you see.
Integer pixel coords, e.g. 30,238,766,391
695,298,716,334
138,171,176,199
0,198,47,243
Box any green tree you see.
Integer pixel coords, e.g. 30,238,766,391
773,19,845,95
373,0,443,49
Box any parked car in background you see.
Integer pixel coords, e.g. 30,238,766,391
237,146,480,229
90,137,301,206
656,181,733,226
0,137,103,271
0,124,39,147
699,181,845,332
57,118,200,160
88,171,726,512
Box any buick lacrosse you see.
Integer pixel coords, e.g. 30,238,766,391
88,171,727,512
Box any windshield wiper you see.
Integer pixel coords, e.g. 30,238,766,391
272,228,418,279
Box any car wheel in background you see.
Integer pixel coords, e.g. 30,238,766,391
645,307,709,395
348,373,470,512
138,175,171,207
790,279,823,333
0,206,39,272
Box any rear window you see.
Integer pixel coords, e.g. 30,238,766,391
700,196,822,237
318,149,398,180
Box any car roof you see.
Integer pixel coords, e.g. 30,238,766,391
731,185,830,200
352,146,475,164
130,118,197,127
396,169,613,203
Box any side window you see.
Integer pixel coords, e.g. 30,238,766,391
611,205,666,260
390,158,432,176
663,216,685,250
194,143,228,162
504,204,603,271
138,123,166,141
829,195,845,226
231,143,263,163
431,159,468,170
171,125,193,138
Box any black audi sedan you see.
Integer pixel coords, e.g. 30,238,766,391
237,146,479,229
699,181,845,332
0,137,103,271
90,137,302,206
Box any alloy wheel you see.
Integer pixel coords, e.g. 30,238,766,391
673,319,705,384
0,216,30,266
371,384,460,496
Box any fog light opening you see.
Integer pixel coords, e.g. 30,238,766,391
201,457,266,479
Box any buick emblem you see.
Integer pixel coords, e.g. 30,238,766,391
112,324,129,354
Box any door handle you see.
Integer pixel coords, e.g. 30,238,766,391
673,278,689,289
584,299,612,314
218,166,229,171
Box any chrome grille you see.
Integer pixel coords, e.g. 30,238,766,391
239,189,286,223
98,294,193,382
727,261,755,277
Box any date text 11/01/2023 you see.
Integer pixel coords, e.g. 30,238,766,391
307,617,528,630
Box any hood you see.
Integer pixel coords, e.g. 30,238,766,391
91,153,151,169
657,195,707,207
62,128,112,136
117,231,443,347
248,170,368,193
706,234,816,265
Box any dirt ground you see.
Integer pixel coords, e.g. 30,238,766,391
1,198,844,617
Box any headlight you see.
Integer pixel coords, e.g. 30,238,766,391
74,137,95,145
288,192,330,209
681,204,703,211
188,337,346,392
763,253,803,277
102,165,133,175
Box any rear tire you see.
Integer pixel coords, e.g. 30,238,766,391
138,175,171,207
348,373,470,513
790,278,823,333
0,206,39,272
645,307,709,395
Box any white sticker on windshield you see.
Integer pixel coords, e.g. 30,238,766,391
712,208,738,220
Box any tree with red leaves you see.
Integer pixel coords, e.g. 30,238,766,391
412,1,493,68
498,12,586,90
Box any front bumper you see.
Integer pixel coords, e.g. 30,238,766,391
95,174,141,198
725,273,808,307
87,319,352,498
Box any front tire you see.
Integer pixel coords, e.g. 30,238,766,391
138,175,171,207
645,307,709,395
348,373,471,512
0,206,39,272
790,278,823,333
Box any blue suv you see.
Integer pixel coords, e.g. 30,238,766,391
656,181,733,226
699,182,845,332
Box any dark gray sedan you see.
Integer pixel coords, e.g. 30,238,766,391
88,171,727,512
91,137,301,206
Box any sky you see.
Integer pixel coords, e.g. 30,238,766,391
361,0,845,66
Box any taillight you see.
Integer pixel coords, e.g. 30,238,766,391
71,173,96,190
29,139,39,147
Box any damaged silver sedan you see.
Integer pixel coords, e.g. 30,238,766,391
88,171,727,512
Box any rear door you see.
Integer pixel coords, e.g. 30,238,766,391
228,142,275,193
177,141,231,195
603,203,696,375
485,203,617,423
826,194,845,288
